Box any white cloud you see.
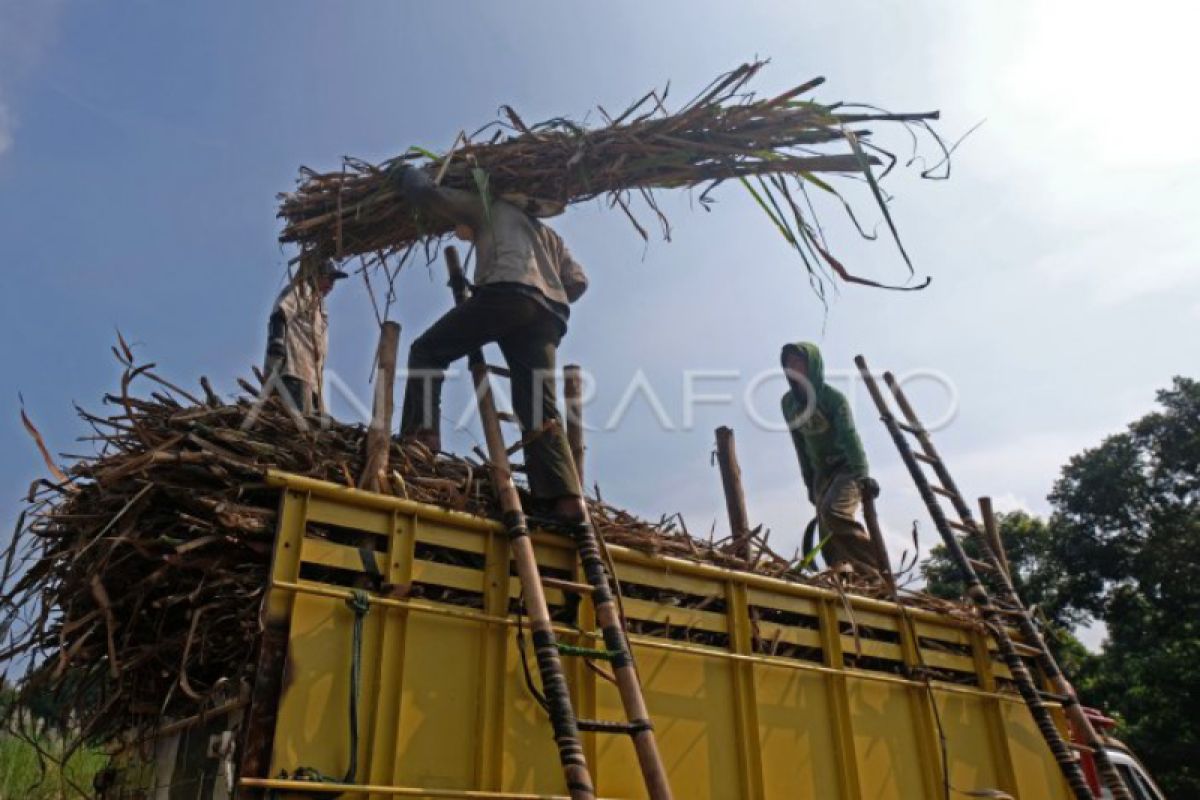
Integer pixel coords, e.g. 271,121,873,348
940,2,1200,309
987,492,1034,516
1029,217,1200,308
951,1,1200,173
0,0,67,158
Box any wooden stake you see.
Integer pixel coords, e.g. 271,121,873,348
564,365,585,487
714,426,752,564
859,487,896,595
358,321,401,492
978,497,1011,580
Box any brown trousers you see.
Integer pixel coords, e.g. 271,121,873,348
816,471,884,571
399,289,581,500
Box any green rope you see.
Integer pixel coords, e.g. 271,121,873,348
271,590,371,797
555,642,621,661
345,589,370,784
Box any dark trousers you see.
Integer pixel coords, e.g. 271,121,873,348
281,376,317,416
400,289,581,500
816,471,884,571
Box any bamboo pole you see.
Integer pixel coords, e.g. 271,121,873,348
442,247,594,800
442,249,673,800
714,427,752,565
358,321,401,492
564,365,585,487
856,356,1099,800
875,364,1131,800
858,486,896,595
978,497,1011,580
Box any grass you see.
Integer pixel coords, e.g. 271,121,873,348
0,732,107,800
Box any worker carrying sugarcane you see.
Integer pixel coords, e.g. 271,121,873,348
263,255,348,415
390,165,590,524
781,342,885,572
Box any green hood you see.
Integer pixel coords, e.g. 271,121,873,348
780,341,868,493
781,341,826,398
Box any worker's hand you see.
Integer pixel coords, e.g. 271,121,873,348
388,162,413,191
388,162,429,196
859,476,881,499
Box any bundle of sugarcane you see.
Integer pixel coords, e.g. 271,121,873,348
1,347,940,745
278,61,945,291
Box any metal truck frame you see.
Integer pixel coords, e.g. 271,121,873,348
104,470,1153,799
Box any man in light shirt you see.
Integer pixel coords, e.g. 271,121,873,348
264,257,348,415
393,165,588,523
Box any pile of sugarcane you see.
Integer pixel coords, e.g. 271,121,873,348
278,61,945,291
0,351,936,745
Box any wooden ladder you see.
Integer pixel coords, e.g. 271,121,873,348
442,246,673,800
854,356,1133,800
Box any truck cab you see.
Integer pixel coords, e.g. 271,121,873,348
1099,748,1165,800
1075,708,1165,800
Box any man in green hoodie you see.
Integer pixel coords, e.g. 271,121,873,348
780,342,884,572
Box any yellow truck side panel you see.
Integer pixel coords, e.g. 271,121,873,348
1004,700,1076,800
245,473,1075,800
755,666,842,798
847,676,929,798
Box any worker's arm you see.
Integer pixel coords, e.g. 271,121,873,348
832,392,869,480
555,235,588,302
781,392,817,503
391,165,485,230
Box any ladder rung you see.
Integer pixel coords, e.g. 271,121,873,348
541,576,595,595
486,363,511,378
866,364,1090,791
496,411,519,424
557,643,620,662
1038,690,1071,705
993,607,1027,619
1033,701,1066,711
1010,641,1041,657
576,718,652,735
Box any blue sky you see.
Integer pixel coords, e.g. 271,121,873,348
2,2,1197,639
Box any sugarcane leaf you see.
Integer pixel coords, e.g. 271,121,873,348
471,167,493,227
845,128,913,272
757,175,799,245
800,533,833,571
407,146,442,163
740,177,795,246
798,171,877,241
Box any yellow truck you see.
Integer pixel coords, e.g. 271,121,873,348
104,470,1161,800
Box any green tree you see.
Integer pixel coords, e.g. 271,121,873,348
924,511,1067,617
921,377,1200,797
922,510,1093,673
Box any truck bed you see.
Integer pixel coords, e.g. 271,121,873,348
113,469,1075,800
